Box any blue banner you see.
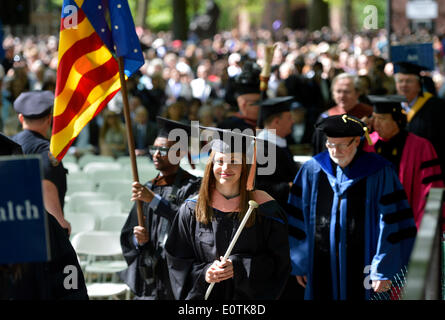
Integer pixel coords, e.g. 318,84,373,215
391,43,435,71
0,156,50,264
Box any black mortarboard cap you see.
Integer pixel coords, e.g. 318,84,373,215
367,95,406,114
13,90,54,119
316,114,373,145
0,133,23,156
156,116,192,138
259,96,294,126
157,117,259,190
394,62,425,76
234,61,261,96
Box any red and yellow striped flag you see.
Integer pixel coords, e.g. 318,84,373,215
50,0,144,160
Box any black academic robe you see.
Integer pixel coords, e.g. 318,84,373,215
0,213,89,300
255,142,298,206
165,191,291,300
254,140,302,300
405,95,445,176
119,168,201,300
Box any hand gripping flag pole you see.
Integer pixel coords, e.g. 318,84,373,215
204,200,259,300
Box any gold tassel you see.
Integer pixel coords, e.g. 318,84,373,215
392,148,397,156
364,127,373,146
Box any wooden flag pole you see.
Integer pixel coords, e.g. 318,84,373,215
118,57,144,227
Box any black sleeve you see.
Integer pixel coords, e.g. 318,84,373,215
45,212,89,300
165,202,211,300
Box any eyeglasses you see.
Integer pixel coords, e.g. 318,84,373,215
325,138,355,151
148,146,170,156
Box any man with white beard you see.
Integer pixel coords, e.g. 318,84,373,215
287,114,416,300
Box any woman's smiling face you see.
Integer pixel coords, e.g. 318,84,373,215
212,152,243,187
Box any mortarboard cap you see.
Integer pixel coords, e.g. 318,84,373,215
13,91,54,119
157,117,259,190
156,116,192,139
259,96,294,127
367,95,406,114
234,61,261,96
0,133,23,156
367,95,408,128
394,62,425,76
316,114,373,145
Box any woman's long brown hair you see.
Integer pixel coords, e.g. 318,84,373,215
195,150,256,227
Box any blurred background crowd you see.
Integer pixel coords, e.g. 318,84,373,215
1,12,445,158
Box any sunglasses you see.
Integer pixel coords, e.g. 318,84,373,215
148,146,170,156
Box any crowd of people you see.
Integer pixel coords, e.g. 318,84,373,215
1,25,445,301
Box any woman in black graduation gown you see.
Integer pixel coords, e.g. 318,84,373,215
165,138,291,300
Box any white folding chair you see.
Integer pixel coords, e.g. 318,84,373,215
66,213,98,239
115,191,133,213
63,154,78,164
70,231,129,300
65,191,112,214
97,179,133,199
76,199,124,218
83,162,122,173
78,154,115,169
66,180,96,197
64,162,80,173
100,215,128,232
66,171,89,182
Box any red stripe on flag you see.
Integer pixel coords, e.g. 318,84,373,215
60,8,86,31
55,32,104,96
53,57,119,134
54,88,120,161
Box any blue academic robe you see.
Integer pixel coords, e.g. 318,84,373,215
287,150,416,300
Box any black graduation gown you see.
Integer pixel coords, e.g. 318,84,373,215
0,212,89,300
405,96,445,176
255,141,302,300
255,142,298,206
119,168,201,299
165,195,291,300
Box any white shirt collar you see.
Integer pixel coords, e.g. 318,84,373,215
257,129,287,148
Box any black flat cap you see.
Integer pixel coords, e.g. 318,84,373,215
367,95,406,114
394,62,426,76
234,61,261,96
259,96,294,125
156,116,192,138
316,114,368,138
13,91,54,119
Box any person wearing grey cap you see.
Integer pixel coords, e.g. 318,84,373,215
288,114,416,300
12,90,71,235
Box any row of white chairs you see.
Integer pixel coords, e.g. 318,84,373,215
66,212,128,237
70,230,130,299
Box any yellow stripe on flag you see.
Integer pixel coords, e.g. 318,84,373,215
54,45,114,116
57,17,95,60
50,74,121,157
